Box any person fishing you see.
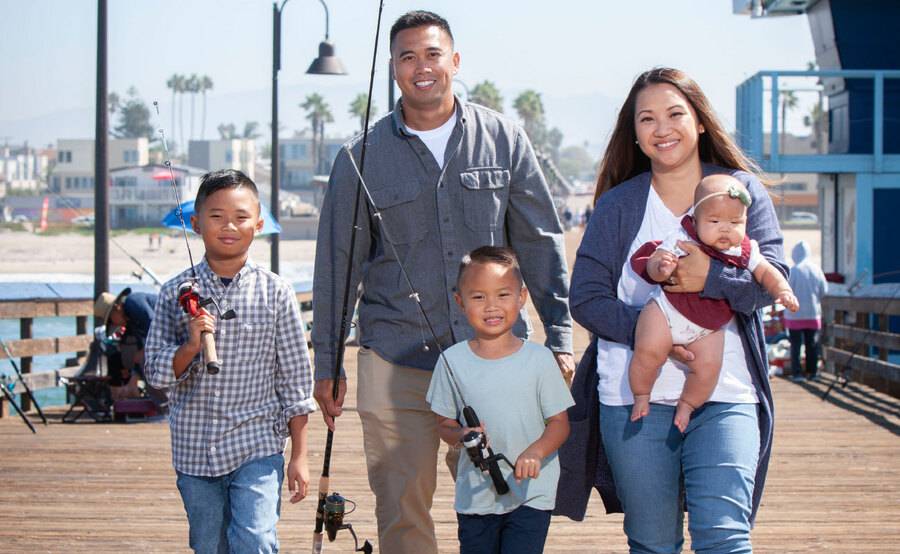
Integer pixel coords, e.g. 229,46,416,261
93,287,157,401
312,10,574,553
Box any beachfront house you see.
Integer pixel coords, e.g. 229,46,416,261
109,164,204,228
188,138,256,181
51,138,149,210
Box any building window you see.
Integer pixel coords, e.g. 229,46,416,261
58,151,72,163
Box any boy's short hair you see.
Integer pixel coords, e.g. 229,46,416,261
195,169,259,214
389,10,453,48
457,246,523,288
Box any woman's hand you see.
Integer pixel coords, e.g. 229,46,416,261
664,241,710,293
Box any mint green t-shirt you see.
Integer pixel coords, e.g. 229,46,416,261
426,340,575,515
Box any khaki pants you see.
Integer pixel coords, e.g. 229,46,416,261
357,347,440,554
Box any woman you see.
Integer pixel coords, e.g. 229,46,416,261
554,68,786,553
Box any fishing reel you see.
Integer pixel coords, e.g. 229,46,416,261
462,406,515,495
314,492,372,553
176,281,236,374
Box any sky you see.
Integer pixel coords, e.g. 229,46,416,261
0,0,818,153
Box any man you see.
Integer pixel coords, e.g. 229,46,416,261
312,11,573,553
94,287,158,400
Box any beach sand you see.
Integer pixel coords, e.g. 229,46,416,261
0,226,821,284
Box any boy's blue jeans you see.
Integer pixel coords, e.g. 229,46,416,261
600,402,759,554
176,453,285,554
457,505,551,554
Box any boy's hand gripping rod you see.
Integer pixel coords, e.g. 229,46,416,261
152,103,235,374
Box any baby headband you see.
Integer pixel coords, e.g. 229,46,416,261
694,183,753,210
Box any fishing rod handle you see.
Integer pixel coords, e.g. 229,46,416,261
201,331,221,374
312,474,329,553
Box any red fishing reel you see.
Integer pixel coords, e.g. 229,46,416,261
176,281,235,375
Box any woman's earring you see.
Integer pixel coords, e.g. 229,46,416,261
634,140,639,145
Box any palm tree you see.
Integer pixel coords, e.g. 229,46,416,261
242,121,261,139
514,90,547,148
301,93,334,174
185,74,200,142
470,81,504,112
165,74,181,151
349,93,376,132
779,89,799,156
171,74,187,153
200,75,213,140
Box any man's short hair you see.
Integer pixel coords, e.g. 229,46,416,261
389,10,453,48
195,169,259,213
457,246,523,288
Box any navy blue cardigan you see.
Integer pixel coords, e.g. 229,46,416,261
553,165,784,525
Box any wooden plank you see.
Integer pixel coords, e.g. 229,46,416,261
6,370,58,394
0,336,92,359
826,323,900,351
56,300,94,317
823,295,900,315
824,346,900,383
0,301,56,318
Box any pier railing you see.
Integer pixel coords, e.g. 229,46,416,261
0,291,313,418
822,293,900,398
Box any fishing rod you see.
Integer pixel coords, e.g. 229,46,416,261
0,337,48,425
151,102,235,375
312,2,380,553
343,147,515,495
47,189,163,288
0,377,36,433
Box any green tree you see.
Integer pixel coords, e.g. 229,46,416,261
513,89,547,148
469,80,504,112
558,145,596,180
112,87,154,140
200,75,214,140
349,93,377,132
547,127,564,163
217,123,237,140
300,93,334,174
779,89,799,156
242,121,261,139
107,92,121,116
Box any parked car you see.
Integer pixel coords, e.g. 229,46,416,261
72,215,95,227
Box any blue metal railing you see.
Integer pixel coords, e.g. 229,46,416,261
736,69,900,173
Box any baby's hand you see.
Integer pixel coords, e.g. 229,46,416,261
649,250,678,282
514,446,544,483
631,394,651,422
777,291,800,312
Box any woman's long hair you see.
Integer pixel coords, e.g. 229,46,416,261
594,67,762,204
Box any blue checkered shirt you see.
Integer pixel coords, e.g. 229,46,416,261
145,258,316,477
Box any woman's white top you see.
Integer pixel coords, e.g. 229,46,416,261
596,185,759,406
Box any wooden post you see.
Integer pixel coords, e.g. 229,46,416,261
20,317,33,413
878,314,889,362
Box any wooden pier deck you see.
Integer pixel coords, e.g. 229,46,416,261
1,352,899,552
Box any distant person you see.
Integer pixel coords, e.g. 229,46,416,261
784,240,828,381
145,169,315,553
628,175,798,432
427,247,573,554
312,11,573,553
582,204,592,227
93,287,158,401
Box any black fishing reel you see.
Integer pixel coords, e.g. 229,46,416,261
320,493,372,553
462,407,515,495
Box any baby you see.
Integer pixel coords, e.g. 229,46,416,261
629,174,798,432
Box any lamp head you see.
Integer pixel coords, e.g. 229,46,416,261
307,40,347,75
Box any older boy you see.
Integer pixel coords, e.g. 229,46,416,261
145,169,315,554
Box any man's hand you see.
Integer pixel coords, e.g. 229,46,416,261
554,352,575,386
287,457,310,504
314,378,347,432
664,241,710,293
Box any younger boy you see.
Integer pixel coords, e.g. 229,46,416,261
426,246,573,554
145,169,316,554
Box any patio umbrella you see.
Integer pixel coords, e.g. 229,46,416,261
160,200,282,235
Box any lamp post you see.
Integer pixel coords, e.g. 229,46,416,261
271,0,346,274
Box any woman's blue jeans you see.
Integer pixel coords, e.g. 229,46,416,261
600,402,759,554
176,453,285,554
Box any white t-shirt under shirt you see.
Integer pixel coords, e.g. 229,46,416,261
404,112,457,169
596,185,759,406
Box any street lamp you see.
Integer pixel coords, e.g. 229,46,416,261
271,0,346,274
